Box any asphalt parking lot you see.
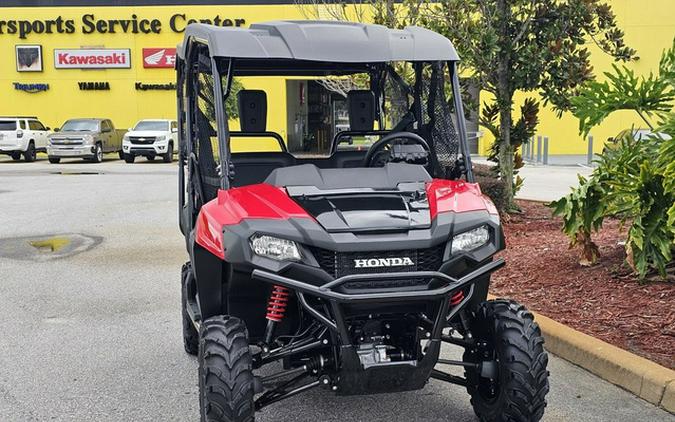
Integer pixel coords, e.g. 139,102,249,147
0,155,672,422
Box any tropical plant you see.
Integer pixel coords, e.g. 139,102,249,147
551,39,675,280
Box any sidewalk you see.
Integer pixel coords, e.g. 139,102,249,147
516,163,593,202
472,157,593,202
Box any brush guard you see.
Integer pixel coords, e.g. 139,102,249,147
252,258,505,395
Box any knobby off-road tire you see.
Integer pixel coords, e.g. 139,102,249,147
181,262,199,355
199,316,255,422
463,299,549,422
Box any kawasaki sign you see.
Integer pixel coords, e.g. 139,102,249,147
54,49,130,69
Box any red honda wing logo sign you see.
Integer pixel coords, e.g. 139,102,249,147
142,48,176,68
54,49,131,69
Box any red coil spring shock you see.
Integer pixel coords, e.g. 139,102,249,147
266,285,290,322
450,290,465,306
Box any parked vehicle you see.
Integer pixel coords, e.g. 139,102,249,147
177,21,550,422
47,118,124,163
122,119,178,163
0,116,50,162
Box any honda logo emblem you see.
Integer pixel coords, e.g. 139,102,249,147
353,257,414,268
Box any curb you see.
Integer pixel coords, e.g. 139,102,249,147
533,310,675,413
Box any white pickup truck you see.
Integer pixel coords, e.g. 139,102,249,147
122,119,178,163
0,116,51,162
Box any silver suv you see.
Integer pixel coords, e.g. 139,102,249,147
0,116,50,162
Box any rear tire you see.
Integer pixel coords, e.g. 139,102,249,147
163,143,174,163
463,299,549,422
181,262,199,355
124,154,135,164
11,152,21,161
48,157,60,164
23,142,36,162
199,316,255,422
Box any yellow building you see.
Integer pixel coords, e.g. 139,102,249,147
478,0,675,158
1,1,673,157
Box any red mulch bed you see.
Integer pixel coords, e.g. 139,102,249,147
490,200,674,370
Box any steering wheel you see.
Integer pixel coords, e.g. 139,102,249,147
362,131,431,167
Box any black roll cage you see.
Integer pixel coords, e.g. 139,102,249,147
178,37,476,233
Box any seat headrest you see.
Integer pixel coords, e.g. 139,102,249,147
347,90,375,132
237,90,267,132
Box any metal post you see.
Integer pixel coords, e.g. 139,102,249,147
530,137,535,160
543,136,549,165
524,139,530,161
536,135,542,163
587,135,594,166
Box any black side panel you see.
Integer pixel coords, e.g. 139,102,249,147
191,244,224,320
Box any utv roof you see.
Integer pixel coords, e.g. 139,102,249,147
177,20,459,63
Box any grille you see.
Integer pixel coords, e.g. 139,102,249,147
50,137,83,145
130,136,156,145
310,244,446,279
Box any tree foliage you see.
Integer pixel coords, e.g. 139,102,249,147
419,0,636,209
551,39,675,280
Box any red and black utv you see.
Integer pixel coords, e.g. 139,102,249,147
176,20,549,422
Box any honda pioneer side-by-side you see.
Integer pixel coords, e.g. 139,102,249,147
176,21,549,422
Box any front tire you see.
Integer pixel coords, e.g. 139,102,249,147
90,143,103,163
124,154,135,164
181,262,199,355
463,299,549,422
199,316,255,422
163,142,174,163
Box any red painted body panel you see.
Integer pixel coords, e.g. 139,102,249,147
425,179,498,218
195,180,497,258
194,184,313,258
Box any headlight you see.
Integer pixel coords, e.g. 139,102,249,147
83,135,94,144
451,225,490,254
250,234,301,261
123,135,129,142
156,135,166,142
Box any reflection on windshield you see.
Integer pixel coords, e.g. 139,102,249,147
61,120,99,132
134,121,169,131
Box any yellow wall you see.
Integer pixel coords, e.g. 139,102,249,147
477,0,675,156
0,5,310,142
3,2,673,156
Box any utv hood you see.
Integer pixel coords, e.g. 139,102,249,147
267,163,433,233
288,187,430,233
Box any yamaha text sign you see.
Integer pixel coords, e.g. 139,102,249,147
54,48,131,69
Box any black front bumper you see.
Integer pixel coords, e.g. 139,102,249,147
252,258,504,395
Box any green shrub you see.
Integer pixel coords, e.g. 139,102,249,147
552,39,675,280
